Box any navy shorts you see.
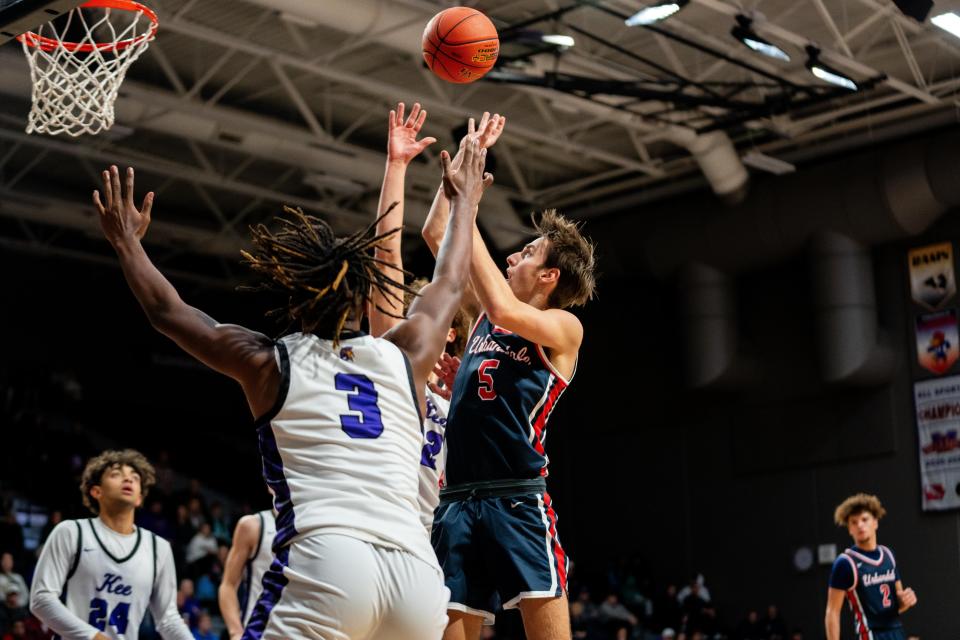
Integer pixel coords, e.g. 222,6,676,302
866,629,905,640
431,489,569,623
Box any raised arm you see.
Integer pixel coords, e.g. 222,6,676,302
421,112,505,257
218,516,260,640
369,102,436,336
94,166,278,418
468,226,582,355
385,139,492,388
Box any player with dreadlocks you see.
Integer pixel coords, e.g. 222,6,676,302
94,134,494,640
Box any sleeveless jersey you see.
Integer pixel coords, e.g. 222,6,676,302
60,519,157,640
445,313,574,486
258,332,437,568
240,510,276,628
418,387,449,533
835,545,903,634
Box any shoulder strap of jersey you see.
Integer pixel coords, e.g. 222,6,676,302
251,512,265,561
841,550,859,590
60,520,84,604
880,545,896,567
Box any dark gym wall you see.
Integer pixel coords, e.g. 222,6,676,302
545,199,960,637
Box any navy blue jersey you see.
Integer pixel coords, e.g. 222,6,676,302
444,313,574,485
829,545,902,634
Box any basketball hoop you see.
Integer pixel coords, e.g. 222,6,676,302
17,0,158,137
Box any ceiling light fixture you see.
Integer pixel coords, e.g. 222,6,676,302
932,12,960,39
805,46,858,91
731,15,790,61
624,0,689,27
541,34,575,48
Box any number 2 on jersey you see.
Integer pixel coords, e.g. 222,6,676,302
879,583,892,608
89,598,129,633
335,373,384,438
477,359,499,401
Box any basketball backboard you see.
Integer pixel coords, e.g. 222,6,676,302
0,0,85,45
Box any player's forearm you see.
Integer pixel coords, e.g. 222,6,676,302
422,186,451,257
218,582,244,637
113,239,187,329
431,198,474,292
370,160,408,336
468,224,517,324
824,612,840,640
31,592,101,640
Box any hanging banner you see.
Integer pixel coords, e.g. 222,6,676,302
914,376,960,511
908,242,956,310
916,310,960,375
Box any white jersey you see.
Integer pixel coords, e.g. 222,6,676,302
418,388,449,533
241,510,276,628
30,518,191,640
260,332,436,568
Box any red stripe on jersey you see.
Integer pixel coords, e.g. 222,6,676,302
845,592,871,640
531,377,566,457
543,492,567,592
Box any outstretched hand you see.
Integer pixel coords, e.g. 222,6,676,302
441,138,493,206
428,353,461,400
93,165,153,248
387,102,437,165
450,112,506,173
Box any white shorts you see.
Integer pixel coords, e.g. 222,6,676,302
244,533,449,640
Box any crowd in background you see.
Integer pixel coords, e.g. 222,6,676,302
0,366,813,640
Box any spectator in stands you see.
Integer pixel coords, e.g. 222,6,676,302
38,511,62,547
620,574,653,626
185,522,218,579
678,574,711,605
0,590,27,635
139,499,175,541
655,583,682,631
600,592,637,638
0,513,23,567
174,504,195,570
763,604,787,640
680,581,709,628
208,503,230,544
570,588,601,640
186,498,205,532
661,627,676,640
734,610,764,640
0,555,27,609
191,611,217,640
790,631,803,640
177,579,201,629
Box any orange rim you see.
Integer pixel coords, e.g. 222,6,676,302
17,0,158,53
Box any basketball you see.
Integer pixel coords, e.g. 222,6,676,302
422,7,499,84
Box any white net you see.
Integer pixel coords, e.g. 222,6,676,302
18,2,157,137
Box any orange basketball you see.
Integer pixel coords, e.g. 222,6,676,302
422,7,499,84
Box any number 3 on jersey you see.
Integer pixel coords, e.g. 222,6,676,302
335,373,384,438
477,359,499,401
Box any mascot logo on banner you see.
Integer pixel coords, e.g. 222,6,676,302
917,310,960,375
909,242,956,310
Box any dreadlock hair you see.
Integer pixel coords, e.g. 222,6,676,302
242,204,418,344
404,278,473,357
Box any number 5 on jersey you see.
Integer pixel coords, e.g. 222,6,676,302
477,359,499,401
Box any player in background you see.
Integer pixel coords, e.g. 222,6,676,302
368,102,499,533
218,507,276,640
93,132,492,639
421,113,596,640
825,493,918,640
30,449,192,640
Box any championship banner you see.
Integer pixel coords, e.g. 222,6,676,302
916,310,960,375
915,376,960,511
908,242,956,310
